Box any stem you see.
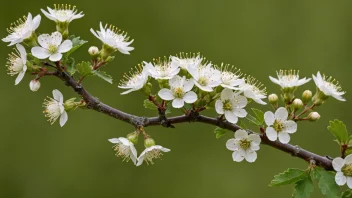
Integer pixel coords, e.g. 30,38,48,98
53,70,333,171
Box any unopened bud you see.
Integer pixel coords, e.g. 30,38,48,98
127,132,139,145
141,82,152,96
144,137,156,148
88,46,99,57
302,90,312,104
292,99,303,110
308,112,320,121
268,94,279,105
29,80,41,92
64,98,78,111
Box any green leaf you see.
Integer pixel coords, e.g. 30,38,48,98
93,70,113,84
342,189,352,198
143,99,156,110
293,175,314,198
76,61,94,77
328,119,348,144
251,108,264,124
246,114,262,126
313,167,340,198
238,120,247,130
269,168,306,187
214,127,227,139
65,36,87,57
65,57,76,75
165,104,172,115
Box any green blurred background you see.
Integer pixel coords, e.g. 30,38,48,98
1,0,351,197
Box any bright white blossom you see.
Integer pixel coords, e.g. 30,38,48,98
238,76,267,105
170,53,203,70
264,107,297,144
215,88,248,124
6,44,27,85
312,71,346,101
333,155,352,189
158,75,197,108
219,64,245,90
2,13,41,46
187,63,221,92
226,129,261,163
31,32,72,62
41,4,84,23
43,89,68,127
145,59,180,80
29,80,41,92
118,64,150,95
137,145,170,166
109,137,138,165
90,22,134,54
269,70,311,89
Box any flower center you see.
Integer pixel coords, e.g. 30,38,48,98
48,44,58,54
144,149,163,165
223,100,232,111
273,120,284,132
239,139,251,150
198,77,208,86
173,87,184,98
43,98,61,124
342,164,352,177
113,144,131,162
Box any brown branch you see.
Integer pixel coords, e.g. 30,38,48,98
53,70,333,171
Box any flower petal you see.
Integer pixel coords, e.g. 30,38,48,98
215,100,224,114
224,111,238,124
335,172,347,186
59,111,68,127
37,34,51,48
248,134,261,145
345,154,352,164
226,139,238,151
278,132,290,144
264,111,275,126
266,127,278,141
235,129,248,139
172,98,184,108
233,108,247,118
108,138,121,144
53,89,64,103
232,95,247,108
244,150,257,163
31,47,50,59
283,120,297,134
169,75,183,88
348,177,352,189
16,44,27,62
275,107,288,121
332,157,345,172
51,31,62,46
58,40,73,53
158,89,174,100
49,53,63,62
183,91,197,103
32,14,41,30
232,150,245,162
183,79,194,92
15,70,26,85
221,88,235,100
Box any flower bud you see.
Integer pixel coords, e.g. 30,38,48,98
292,99,303,110
29,80,41,92
308,112,320,121
141,82,153,96
302,90,312,104
88,46,99,57
268,94,279,105
64,98,78,112
144,137,156,148
127,132,139,144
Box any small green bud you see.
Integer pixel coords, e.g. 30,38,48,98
88,46,99,58
127,132,139,145
141,82,153,96
144,137,156,148
56,22,70,39
307,112,320,121
292,98,303,110
302,90,312,104
99,44,117,60
105,56,115,63
268,94,279,105
158,79,169,89
64,98,78,111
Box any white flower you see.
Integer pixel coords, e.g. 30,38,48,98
43,89,68,127
109,137,138,165
137,145,170,166
187,62,221,92
118,63,150,95
333,154,352,189
170,52,203,70
238,76,267,105
2,13,41,46
264,107,297,144
6,44,27,85
312,71,346,101
90,22,134,55
29,80,41,92
215,88,247,124
269,70,311,89
158,75,197,108
41,4,84,23
219,63,245,90
31,32,72,62
226,129,261,163
145,59,180,80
